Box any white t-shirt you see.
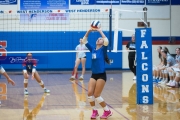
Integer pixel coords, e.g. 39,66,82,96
175,55,180,63
166,54,176,67
75,44,88,58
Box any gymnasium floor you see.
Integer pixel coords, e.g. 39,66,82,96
0,71,180,120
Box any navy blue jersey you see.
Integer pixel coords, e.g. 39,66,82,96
126,41,136,57
85,43,107,74
22,57,36,73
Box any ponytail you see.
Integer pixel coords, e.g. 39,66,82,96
105,55,111,64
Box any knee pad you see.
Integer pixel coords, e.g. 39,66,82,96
95,96,104,104
39,80,44,85
24,79,28,83
176,72,180,77
0,67,5,74
88,96,94,102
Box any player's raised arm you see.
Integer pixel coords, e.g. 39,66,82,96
82,28,94,52
96,28,109,46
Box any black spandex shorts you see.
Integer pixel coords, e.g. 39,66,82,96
91,72,106,82
27,69,32,73
79,56,86,60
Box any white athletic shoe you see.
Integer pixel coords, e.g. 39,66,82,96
24,89,28,95
79,75,84,80
158,79,164,84
70,76,76,81
166,80,172,86
169,81,176,87
44,89,50,93
161,79,168,84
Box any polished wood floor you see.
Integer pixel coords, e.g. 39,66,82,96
0,71,180,120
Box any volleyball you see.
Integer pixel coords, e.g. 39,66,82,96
91,20,101,29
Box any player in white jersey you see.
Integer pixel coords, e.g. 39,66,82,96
70,39,88,80
153,46,164,82
159,48,176,84
166,47,180,87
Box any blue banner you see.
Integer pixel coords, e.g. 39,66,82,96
71,0,95,5
136,28,153,104
146,0,170,5
172,0,180,5
121,0,145,5
20,0,69,10
96,0,120,4
71,0,120,5
0,0,17,5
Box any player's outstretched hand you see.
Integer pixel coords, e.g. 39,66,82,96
96,28,102,32
88,28,96,32
7,78,15,86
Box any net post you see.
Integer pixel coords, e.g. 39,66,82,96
143,7,148,28
109,8,112,52
113,10,119,52
136,28,153,105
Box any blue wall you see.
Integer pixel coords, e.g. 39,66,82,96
0,31,122,70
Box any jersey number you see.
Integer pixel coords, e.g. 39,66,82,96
28,65,31,69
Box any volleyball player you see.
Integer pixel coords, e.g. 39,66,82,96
82,28,112,119
166,47,180,87
126,34,136,80
153,46,163,82
70,39,88,81
23,53,50,95
159,49,176,84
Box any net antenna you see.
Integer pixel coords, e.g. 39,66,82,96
113,8,147,52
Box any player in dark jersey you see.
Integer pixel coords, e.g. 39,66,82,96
126,34,136,80
82,28,112,119
23,53,50,95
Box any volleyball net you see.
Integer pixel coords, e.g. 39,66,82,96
0,9,110,53
0,8,148,53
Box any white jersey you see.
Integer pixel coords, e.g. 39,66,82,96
75,44,88,58
166,54,176,67
175,55,180,63
173,54,180,66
